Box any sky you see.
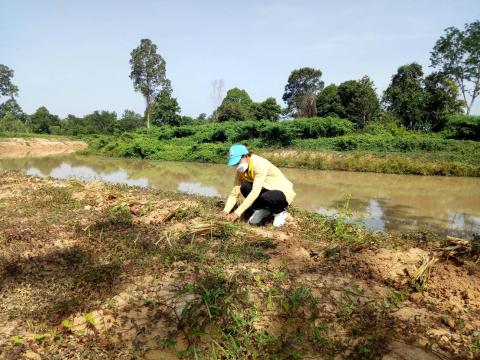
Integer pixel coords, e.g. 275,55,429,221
1,0,479,118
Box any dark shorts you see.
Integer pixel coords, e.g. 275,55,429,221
240,181,288,214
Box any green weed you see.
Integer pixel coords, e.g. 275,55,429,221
107,203,132,225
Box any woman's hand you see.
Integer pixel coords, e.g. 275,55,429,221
225,212,239,222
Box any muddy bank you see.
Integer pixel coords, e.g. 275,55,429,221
0,138,87,159
0,171,479,359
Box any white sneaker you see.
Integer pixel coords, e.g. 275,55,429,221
273,211,287,227
248,209,271,225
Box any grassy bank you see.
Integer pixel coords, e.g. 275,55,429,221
80,118,480,176
0,132,71,140
3,116,480,176
1,171,479,359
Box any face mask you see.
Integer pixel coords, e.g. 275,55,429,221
236,162,248,173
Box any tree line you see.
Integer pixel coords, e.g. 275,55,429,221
0,20,478,136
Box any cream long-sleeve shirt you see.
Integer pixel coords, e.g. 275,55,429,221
224,154,296,216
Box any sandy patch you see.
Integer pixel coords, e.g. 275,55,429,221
0,138,87,159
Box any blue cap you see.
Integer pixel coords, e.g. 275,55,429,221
227,144,249,166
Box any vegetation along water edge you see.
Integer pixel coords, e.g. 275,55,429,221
77,117,480,177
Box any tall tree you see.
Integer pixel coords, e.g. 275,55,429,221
83,111,117,134
151,89,182,126
0,112,26,132
61,114,84,135
118,110,145,132
337,76,380,128
0,98,26,122
423,72,463,131
430,20,480,115
383,64,462,131
216,88,253,122
253,97,282,121
196,113,207,122
28,106,60,134
316,84,344,117
383,63,426,130
298,93,317,118
130,39,171,128
282,67,324,116
0,64,19,99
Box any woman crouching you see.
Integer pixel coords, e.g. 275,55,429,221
222,144,296,227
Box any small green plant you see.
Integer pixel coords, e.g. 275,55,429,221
33,333,48,342
154,335,177,348
385,290,406,308
10,335,24,345
280,284,316,314
85,313,95,326
107,203,132,225
61,319,72,329
332,195,358,243
468,341,480,352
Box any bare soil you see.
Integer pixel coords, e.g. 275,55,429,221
0,171,479,359
0,138,87,159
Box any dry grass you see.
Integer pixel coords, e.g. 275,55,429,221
410,255,439,290
442,236,480,262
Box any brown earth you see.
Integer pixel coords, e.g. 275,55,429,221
0,138,87,159
0,171,479,359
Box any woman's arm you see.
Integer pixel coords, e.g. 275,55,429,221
223,173,242,213
233,165,267,217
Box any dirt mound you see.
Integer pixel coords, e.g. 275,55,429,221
354,247,430,285
347,245,480,358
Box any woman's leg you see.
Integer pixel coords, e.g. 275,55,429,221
258,190,288,214
241,182,288,213
240,181,253,198
240,181,267,208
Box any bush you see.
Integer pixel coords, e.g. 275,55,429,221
230,121,263,142
259,122,300,147
291,117,354,139
442,115,480,141
295,132,480,156
82,117,480,171
0,112,27,133
185,143,229,163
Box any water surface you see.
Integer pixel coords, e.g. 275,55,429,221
1,154,479,238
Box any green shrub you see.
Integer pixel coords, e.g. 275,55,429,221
0,112,27,133
185,143,229,163
81,117,480,174
442,115,480,141
291,117,354,138
295,132,480,156
259,122,300,147
230,121,263,142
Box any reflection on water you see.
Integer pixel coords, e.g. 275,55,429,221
1,153,479,238
178,182,221,197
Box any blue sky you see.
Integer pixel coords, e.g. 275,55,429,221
1,0,479,117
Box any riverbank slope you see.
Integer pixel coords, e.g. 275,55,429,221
80,121,480,176
1,132,479,176
0,137,87,159
1,171,479,359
